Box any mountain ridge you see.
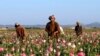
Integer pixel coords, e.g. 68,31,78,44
0,22,100,28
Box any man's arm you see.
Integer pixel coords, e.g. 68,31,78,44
21,27,25,37
55,22,60,34
45,23,49,32
75,26,77,32
80,26,83,33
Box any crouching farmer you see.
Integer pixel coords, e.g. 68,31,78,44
75,22,83,37
15,23,25,43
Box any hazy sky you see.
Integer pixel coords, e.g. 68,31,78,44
0,0,100,25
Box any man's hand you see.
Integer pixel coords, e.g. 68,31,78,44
53,31,58,36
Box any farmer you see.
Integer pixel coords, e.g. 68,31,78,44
15,23,25,42
75,22,83,36
45,15,60,39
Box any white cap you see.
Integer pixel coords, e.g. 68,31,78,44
15,23,20,26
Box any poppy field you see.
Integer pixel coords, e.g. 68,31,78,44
0,29,100,56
